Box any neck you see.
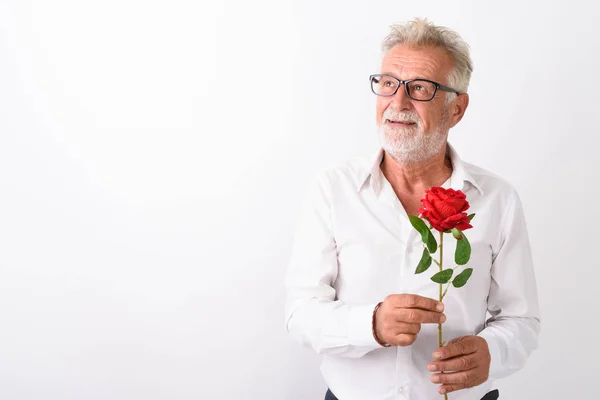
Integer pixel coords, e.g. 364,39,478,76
380,143,453,196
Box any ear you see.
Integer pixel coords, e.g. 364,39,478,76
448,93,469,128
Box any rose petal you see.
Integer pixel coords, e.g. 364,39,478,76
436,213,469,230
456,222,473,231
433,200,456,220
431,187,449,201
423,199,442,220
427,214,445,232
455,214,473,231
445,198,467,213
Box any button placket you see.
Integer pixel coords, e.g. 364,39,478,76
395,345,411,398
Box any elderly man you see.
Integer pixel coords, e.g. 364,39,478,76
284,19,540,400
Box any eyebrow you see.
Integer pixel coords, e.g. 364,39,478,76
379,73,432,81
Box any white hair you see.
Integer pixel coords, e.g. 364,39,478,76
381,18,473,97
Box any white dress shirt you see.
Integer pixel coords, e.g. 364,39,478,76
284,143,541,400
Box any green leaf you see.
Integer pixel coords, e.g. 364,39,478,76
468,213,476,221
409,215,428,236
430,269,454,284
415,248,432,274
452,268,473,288
455,231,471,265
424,230,437,253
409,215,438,253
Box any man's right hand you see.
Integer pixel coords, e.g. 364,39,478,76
374,294,446,347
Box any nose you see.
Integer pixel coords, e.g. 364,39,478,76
390,83,413,110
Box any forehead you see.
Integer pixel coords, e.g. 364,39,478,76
381,44,453,82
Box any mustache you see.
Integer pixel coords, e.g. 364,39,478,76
381,109,422,126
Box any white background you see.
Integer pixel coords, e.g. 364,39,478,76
0,1,598,399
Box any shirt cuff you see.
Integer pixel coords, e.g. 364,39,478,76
347,303,381,348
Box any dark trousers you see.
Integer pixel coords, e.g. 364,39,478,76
325,388,499,400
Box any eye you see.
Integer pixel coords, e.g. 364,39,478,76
371,75,399,96
413,84,425,91
381,78,396,88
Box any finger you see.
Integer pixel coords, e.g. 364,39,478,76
432,336,477,360
392,333,417,346
396,308,446,324
438,383,469,395
428,353,478,372
388,294,444,312
391,322,421,335
430,369,474,385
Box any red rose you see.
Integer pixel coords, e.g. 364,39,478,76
418,187,473,232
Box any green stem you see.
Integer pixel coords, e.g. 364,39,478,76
438,231,443,349
441,282,451,300
438,231,448,400
443,266,461,299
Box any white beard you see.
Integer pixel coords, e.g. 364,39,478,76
377,110,449,164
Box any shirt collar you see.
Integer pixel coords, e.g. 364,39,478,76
355,143,484,195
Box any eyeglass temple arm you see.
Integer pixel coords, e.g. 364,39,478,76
437,83,461,94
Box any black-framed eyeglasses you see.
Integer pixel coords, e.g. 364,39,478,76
369,74,460,102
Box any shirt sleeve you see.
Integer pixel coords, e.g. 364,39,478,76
284,172,382,358
477,188,541,380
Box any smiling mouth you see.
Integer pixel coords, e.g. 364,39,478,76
386,119,417,126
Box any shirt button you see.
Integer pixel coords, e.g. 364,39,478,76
398,387,404,393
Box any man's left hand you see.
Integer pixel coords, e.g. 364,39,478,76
428,335,491,395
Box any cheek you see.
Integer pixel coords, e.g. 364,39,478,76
376,98,391,123
415,105,440,130
430,101,450,127
412,106,428,128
